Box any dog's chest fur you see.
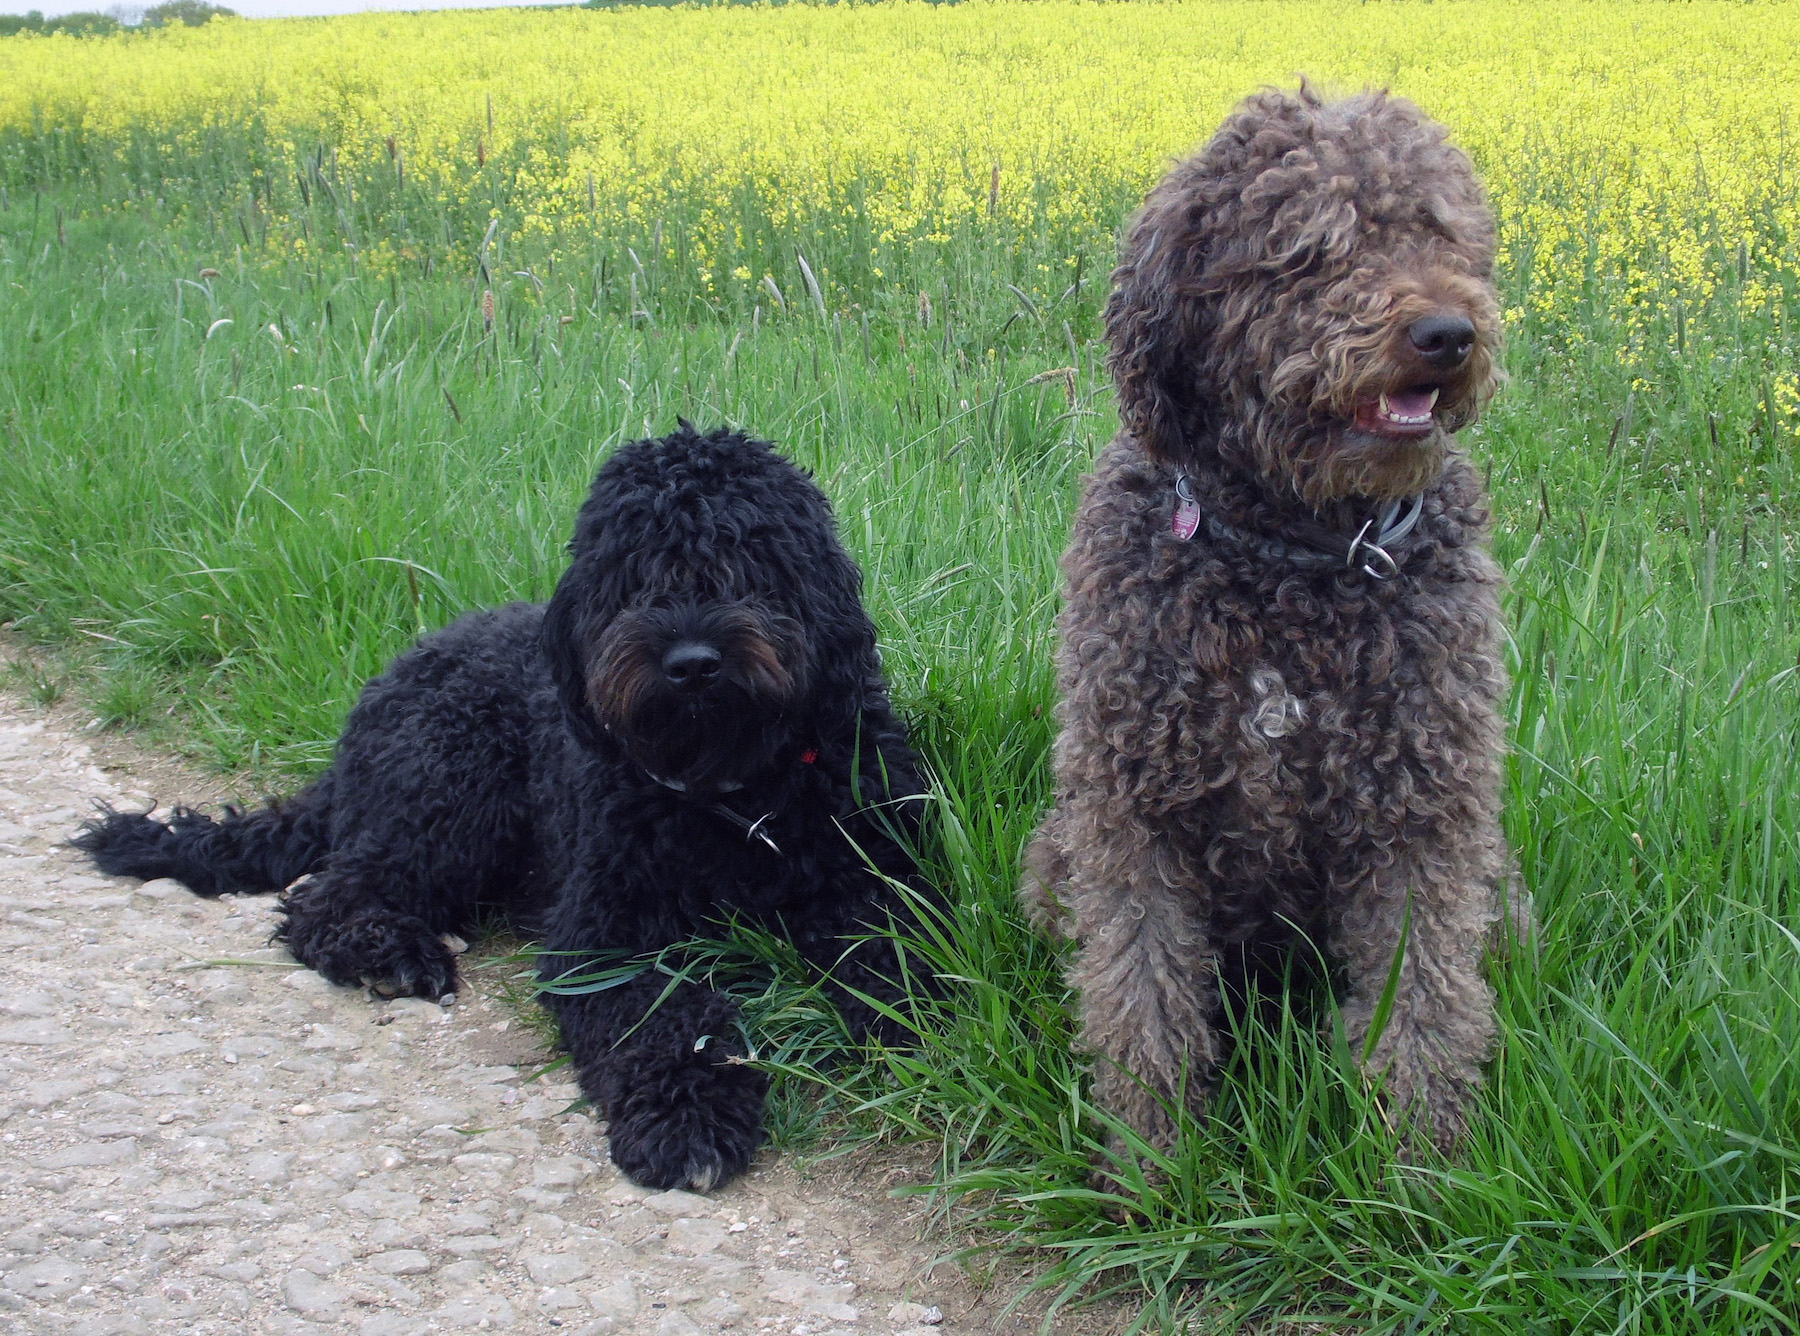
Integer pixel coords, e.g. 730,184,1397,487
1056,438,1509,932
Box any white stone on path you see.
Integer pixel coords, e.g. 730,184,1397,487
642,1187,713,1216
369,1248,434,1276
523,1251,591,1284
889,1300,946,1325
536,1285,587,1310
587,1277,640,1321
0,1017,72,1044
433,1292,517,1328
35,1138,137,1168
666,1216,730,1255
9,1257,86,1298
280,1267,347,1316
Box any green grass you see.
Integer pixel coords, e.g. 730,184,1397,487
4,166,1799,1334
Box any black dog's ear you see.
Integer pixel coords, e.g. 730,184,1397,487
1105,185,1217,465
541,560,608,751
808,638,881,746
788,544,887,748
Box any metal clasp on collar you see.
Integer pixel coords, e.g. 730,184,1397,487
741,812,781,856
1345,495,1424,581
1346,519,1400,580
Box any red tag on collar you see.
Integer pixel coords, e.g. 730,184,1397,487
799,748,818,766
1172,495,1202,541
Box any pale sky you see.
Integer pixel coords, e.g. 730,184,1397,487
4,0,568,17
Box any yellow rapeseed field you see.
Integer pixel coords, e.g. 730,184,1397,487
4,1,1798,358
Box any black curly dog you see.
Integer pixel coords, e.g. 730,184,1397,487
75,425,928,1192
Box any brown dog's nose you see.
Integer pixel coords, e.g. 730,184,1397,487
1408,313,1476,370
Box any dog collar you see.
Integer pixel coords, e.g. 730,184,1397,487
642,772,779,855
640,745,817,797
638,747,819,856
1172,473,1424,580
644,771,741,795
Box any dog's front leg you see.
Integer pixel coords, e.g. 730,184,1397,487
1063,813,1220,1156
1018,803,1077,941
1333,827,1513,1153
280,861,461,1001
545,974,767,1193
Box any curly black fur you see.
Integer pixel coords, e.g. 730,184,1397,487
74,425,928,1192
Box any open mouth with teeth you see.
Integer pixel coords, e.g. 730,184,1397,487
1352,385,1441,439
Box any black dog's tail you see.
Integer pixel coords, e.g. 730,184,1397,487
71,778,334,898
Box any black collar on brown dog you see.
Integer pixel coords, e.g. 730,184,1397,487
1173,473,1424,580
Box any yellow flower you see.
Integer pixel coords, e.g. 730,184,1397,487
3,0,1796,353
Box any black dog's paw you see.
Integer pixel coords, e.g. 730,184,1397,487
605,1063,767,1192
280,901,459,999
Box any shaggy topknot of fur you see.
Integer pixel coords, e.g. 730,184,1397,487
1024,85,1531,1160
76,425,928,1194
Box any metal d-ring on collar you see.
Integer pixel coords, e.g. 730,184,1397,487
643,770,782,856
1173,473,1425,581
1345,494,1425,579
702,803,783,857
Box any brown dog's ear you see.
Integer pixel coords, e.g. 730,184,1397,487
1108,84,1336,465
1104,183,1215,464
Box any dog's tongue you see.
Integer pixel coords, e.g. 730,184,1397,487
1386,388,1435,418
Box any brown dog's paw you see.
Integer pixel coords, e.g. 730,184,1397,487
1087,1138,1167,1224
1017,822,1076,941
1366,1056,1475,1160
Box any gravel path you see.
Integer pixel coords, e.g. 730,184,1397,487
0,695,980,1336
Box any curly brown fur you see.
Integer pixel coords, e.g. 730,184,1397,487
1023,84,1531,1158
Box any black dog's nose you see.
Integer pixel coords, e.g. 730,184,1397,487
663,642,723,689
1408,313,1477,370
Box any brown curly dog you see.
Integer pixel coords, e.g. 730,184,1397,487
1021,83,1531,1157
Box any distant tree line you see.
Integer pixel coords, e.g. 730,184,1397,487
0,1,235,36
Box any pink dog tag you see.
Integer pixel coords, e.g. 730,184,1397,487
1172,474,1202,541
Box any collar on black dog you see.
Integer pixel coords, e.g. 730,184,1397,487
643,770,779,855
1172,472,1424,580
641,744,817,797
639,746,820,856
644,771,741,796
